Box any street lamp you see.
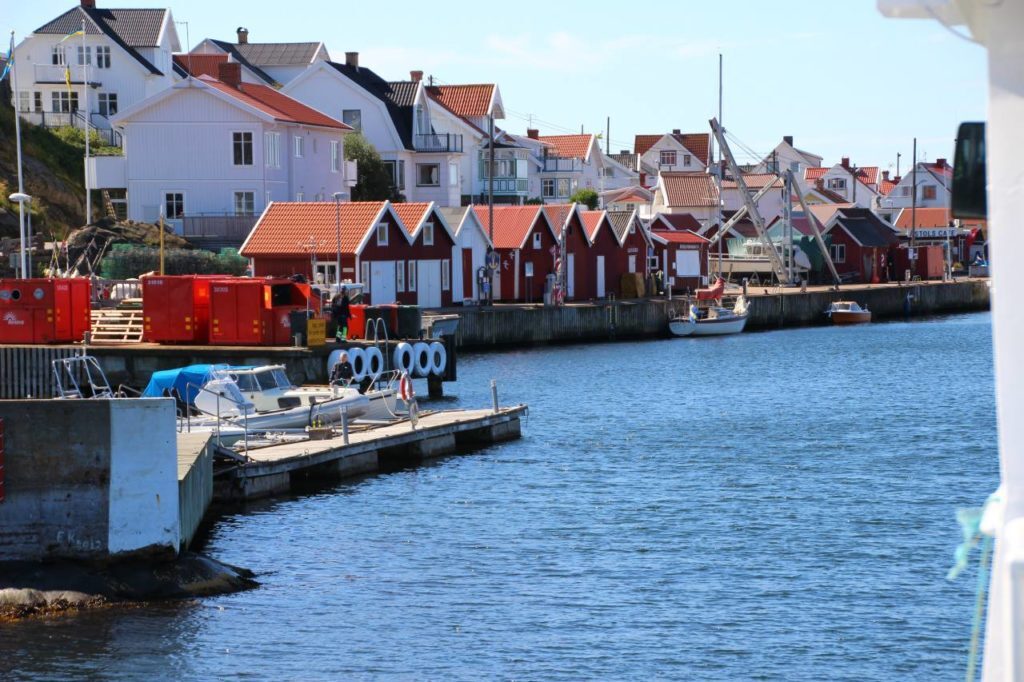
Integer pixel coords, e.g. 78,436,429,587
9,192,31,278
332,192,345,291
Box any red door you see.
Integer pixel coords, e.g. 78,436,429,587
461,248,474,303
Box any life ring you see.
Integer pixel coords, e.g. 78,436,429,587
429,341,447,376
393,342,414,375
412,342,431,377
347,347,368,381
365,346,384,381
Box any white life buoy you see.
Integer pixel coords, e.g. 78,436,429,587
347,347,368,381
365,346,384,381
412,342,431,377
429,341,447,376
398,371,415,401
393,342,414,375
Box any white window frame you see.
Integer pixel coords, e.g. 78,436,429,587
233,191,255,216
827,177,847,191
830,243,846,264
542,178,555,198
96,46,111,69
416,163,440,187
97,92,117,117
376,222,389,246
449,162,459,187
361,261,370,292
232,131,253,166
660,150,677,166
17,91,29,113
683,154,692,166
51,46,65,66
51,91,78,113
330,140,340,173
293,135,304,158
423,222,434,246
32,91,42,112
76,45,91,66
556,178,572,198
396,260,405,292
533,232,542,249
163,191,185,219
342,109,361,131
264,132,280,168
441,259,450,291
408,260,417,292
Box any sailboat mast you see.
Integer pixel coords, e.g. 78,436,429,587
716,53,723,278
10,31,28,278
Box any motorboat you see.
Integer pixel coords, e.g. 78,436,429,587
690,296,749,336
825,301,872,325
711,239,812,279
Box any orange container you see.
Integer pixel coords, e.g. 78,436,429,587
209,279,268,345
142,275,214,343
0,278,91,344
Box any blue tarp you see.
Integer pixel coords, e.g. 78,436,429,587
142,364,230,406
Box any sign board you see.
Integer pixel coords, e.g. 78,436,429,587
486,250,500,271
306,318,326,347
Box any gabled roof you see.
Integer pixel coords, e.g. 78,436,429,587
198,75,349,129
328,61,418,150
439,206,492,247
471,205,553,249
892,207,953,230
652,213,702,231
542,204,578,236
829,207,899,247
539,134,594,161
607,187,652,205
805,167,829,181
232,42,324,66
635,132,711,164
391,202,456,243
580,210,610,242
649,229,708,245
173,54,269,84
427,84,495,117
879,179,897,196
606,210,643,244
610,152,638,170
722,173,783,190
35,6,171,76
240,201,393,257
659,172,719,207
207,40,278,85
805,202,853,229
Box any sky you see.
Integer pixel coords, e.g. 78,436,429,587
10,0,988,172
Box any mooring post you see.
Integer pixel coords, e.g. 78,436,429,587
427,375,444,399
491,379,499,414
341,406,349,445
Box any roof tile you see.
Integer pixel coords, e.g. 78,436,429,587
241,202,388,256
471,206,547,249
199,76,349,129
538,135,593,160
659,172,719,207
427,84,494,117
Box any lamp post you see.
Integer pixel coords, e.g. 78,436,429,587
9,192,31,278
332,191,344,290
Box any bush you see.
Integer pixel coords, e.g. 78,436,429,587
569,188,599,210
52,126,122,156
100,246,248,279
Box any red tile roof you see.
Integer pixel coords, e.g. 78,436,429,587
539,134,594,160
173,54,230,79
893,207,954,229
722,173,783,189
660,172,719,207
651,229,708,245
241,201,387,256
654,213,702,231
634,132,710,164
879,179,897,196
542,204,575,232
471,205,549,249
804,167,829,181
391,202,431,237
428,84,494,117
580,210,608,241
634,135,662,156
608,188,651,204
857,166,879,186
199,75,349,129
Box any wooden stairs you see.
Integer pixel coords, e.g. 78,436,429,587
90,306,144,343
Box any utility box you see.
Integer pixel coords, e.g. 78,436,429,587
0,278,91,344
141,275,213,343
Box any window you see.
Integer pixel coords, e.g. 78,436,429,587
265,190,271,206
96,46,111,69
376,222,388,246
416,163,440,187
232,132,253,166
382,160,405,190
423,222,434,246
51,46,65,66
51,91,78,113
601,167,614,178
293,135,304,158
827,177,847,190
922,185,937,200
660,150,677,166
264,132,280,168
683,154,692,166
295,192,304,201
33,92,42,112
396,260,405,292
449,162,459,187
533,233,542,249
441,259,450,291
556,178,573,197
233,191,255,215
408,260,417,292
330,140,340,173
361,261,370,292
164,192,184,219
17,91,29,113
76,46,91,66
97,93,117,117
542,178,555,198
342,109,361,131
830,243,846,263
789,161,800,173
902,186,912,197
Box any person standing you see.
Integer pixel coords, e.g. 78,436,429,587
331,288,351,342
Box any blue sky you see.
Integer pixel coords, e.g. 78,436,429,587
12,1,987,172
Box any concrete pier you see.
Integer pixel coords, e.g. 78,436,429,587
177,432,214,552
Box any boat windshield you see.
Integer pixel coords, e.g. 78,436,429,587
233,372,259,392
272,368,293,389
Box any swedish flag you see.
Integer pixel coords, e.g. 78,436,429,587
0,34,12,83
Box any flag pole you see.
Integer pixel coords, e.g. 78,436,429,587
81,20,91,225
9,31,28,278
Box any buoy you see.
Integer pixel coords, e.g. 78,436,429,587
393,342,414,375
365,346,384,380
428,341,447,376
412,342,431,377
347,347,367,381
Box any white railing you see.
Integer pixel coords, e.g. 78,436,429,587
33,64,94,84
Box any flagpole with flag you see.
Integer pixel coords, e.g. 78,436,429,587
7,30,28,278
81,20,91,224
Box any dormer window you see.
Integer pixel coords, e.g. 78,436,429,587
423,222,434,246
377,222,389,246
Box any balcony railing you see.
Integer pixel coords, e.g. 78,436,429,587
33,64,99,85
414,133,463,153
181,214,259,239
542,157,582,172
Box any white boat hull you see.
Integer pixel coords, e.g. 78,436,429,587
690,313,748,336
668,318,697,337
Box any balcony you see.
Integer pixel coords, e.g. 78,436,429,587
33,64,99,86
478,178,529,195
177,214,260,249
414,133,463,153
542,157,582,172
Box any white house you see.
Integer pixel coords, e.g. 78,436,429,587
508,130,637,203
440,205,492,303
882,159,953,211
634,131,711,188
11,1,183,142
721,173,785,224
89,63,354,243
804,159,880,208
651,172,719,225
753,136,823,193
283,54,463,206
191,28,329,87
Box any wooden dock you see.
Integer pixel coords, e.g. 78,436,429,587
177,431,214,551
215,405,527,501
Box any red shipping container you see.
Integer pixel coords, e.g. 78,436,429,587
0,278,91,344
142,275,214,343
209,279,268,345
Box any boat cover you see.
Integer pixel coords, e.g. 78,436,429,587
142,364,231,405
696,277,726,301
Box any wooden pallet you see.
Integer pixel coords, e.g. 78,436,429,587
90,308,144,343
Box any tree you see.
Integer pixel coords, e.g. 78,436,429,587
343,132,403,201
524,197,545,205
569,188,599,210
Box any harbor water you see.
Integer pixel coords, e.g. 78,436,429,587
1,313,997,680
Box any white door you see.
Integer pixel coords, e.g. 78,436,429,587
417,259,442,308
567,253,575,299
676,250,700,277
369,261,396,304
628,254,637,273
596,255,606,298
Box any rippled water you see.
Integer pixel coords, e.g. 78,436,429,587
1,314,998,681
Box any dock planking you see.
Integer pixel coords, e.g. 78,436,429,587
177,431,214,551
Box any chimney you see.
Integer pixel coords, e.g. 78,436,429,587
527,128,539,140
236,27,248,44
936,157,947,168
841,156,850,169
410,70,423,83
672,128,681,135
783,135,793,146
218,61,241,87
345,51,359,68
882,170,890,181
81,0,96,7
893,175,902,184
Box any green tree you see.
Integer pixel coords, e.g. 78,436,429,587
569,188,599,210
524,197,545,205
344,132,403,201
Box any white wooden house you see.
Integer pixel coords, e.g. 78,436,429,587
882,159,953,211
634,131,711,188
804,160,880,208
753,136,823,184
506,130,636,203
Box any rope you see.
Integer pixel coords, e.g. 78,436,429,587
966,536,992,682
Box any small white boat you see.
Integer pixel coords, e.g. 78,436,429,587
690,296,749,336
825,301,872,325
668,316,696,337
